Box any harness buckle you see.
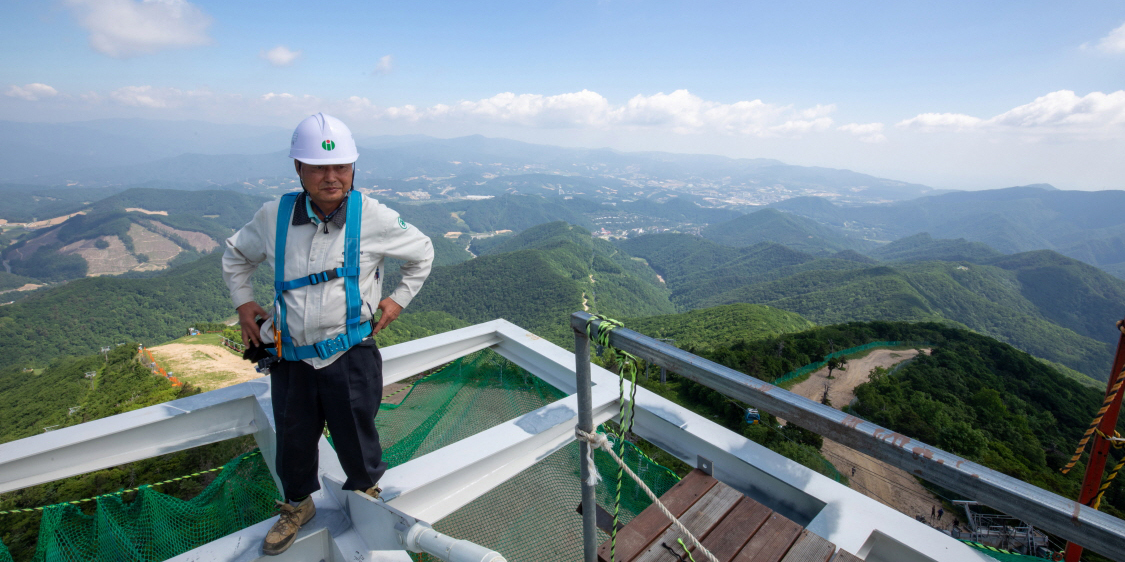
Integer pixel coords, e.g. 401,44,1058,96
314,334,349,360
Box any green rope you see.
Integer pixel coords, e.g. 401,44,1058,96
586,314,640,562
0,451,262,516
677,538,698,562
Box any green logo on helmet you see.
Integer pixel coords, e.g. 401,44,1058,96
322,140,336,151
398,217,408,229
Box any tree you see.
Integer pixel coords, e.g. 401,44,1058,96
826,356,848,379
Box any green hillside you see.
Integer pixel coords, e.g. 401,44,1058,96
869,233,1003,263
624,303,814,352
410,222,674,342
701,262,1113,379
618,233,871,309
0,345,265,560
624,233,1123,380
702,208,873,254
0,253,272,371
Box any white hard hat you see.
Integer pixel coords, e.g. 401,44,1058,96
289,112,359,165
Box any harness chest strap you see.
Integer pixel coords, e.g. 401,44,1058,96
272,192,372,361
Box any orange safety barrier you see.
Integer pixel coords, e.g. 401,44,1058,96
136,348,182,387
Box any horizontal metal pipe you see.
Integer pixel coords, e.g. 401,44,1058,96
571,312,1125,561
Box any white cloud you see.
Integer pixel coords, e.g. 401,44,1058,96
261,45,301,66
897,112,983,132
64,0,212,58
374,55,394,75
1088,22,1125,54
838,122,886,143
108,85,217,108
5,83,59,101
897,90,1125,137
362,88,834,137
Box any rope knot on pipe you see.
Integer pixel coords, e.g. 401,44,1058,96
576,428,608,486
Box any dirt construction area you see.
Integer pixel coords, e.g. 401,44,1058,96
787,348,956,529
149,335,263,391
148,334,414,406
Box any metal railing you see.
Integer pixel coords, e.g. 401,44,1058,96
570,312,1125,562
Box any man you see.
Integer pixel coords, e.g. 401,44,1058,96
222,113,433,555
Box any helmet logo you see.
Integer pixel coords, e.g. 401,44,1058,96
322,140,336,151
397,217,408,229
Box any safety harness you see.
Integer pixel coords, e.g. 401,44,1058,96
271,191,372,361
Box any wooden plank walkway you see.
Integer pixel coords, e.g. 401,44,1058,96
597,469,841,562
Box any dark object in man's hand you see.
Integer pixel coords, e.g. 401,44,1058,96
243,341,273,363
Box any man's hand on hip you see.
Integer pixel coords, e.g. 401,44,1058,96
373,298,403,335
237,301,268,347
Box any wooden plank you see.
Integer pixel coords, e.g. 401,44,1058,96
597,469,718,562
631,483,743,562
779,530,836,562
731,512,804,562
830,550,864,562
692,496,773,561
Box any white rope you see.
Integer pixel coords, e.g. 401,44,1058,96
575,427,720,562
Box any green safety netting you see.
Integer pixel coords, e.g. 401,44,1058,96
4,348,682,562
27,451,279,562
368,349,682,561
962,540,1055,561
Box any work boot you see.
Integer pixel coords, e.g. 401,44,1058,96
263,497,315,556
361,485,381,500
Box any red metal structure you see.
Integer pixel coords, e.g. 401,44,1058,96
1065,323,1125,562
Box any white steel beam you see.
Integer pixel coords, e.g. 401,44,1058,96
0,380,270,493
382,321,503,385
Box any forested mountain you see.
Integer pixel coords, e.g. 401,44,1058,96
622,233,1125,380
868,233,1004,263
702,208,873,254
0,253,271,371
773,186,1125,278
408,222,674,342
623,303,813,352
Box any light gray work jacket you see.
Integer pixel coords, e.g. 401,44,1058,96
222,191,434,368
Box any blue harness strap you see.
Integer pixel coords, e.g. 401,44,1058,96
272,192,371,361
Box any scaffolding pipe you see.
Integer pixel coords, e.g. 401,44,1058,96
575,328,598,562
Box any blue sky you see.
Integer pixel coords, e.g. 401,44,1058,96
2,0,1124,190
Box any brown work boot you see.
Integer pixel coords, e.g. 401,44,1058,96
262,497,315,556
361,485,381,500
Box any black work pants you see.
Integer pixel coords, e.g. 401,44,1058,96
270,339,387,501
